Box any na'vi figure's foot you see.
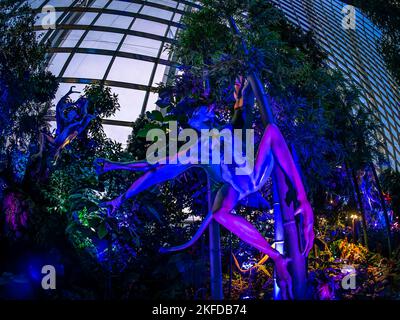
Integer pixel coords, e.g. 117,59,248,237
99,195,124,216
94,158,113,176
274,255,294,300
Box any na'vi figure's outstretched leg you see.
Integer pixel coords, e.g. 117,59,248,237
162,184,293,299
212,185,293,299
255,124,315,256
100,163,193,214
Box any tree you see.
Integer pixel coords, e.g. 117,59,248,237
380,169,400,220
329,85,384,249
0,1,59,255
83,83,120,143
0,0,58,179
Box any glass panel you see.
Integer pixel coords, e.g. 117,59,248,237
103,124,132,145
95,14,133,29
46,0,74,7
63,53,112,79
59,29,85,47
107,57,154,85
131,19,167,36
146,92,159,112
27,0,46,9
152,64,167,86
387,143,394,155
107,1,141,13
49,121,57,135
76,12,97,25
167,26,177,39
81,31,123,50
120,35,162,57
35,30,47,41
106,87,146,121
173,13,182,23
160,43,171,60
91,0,109,8
47,53,70,76
141,6,173,20
147,0,177,8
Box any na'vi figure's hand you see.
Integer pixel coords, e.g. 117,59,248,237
274,255,293,300
295,200,315,256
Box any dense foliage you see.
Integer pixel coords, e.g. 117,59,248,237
0,0,58,178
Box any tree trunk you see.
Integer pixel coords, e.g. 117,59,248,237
273,168,307,300
228,232,233,299
209,221,223,299
350,168,369,249
370,164,392,257
207,174,223,299
202,69,223,299
272,182,284,299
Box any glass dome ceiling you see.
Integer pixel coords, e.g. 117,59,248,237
28,0,399,169
28,0,197,144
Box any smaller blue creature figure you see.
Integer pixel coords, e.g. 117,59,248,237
33,86,95,162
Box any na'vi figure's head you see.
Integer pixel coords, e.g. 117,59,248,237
188,105,216,131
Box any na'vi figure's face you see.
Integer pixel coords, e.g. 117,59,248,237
67,109,78,122
188,106,215,131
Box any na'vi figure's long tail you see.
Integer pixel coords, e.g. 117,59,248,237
159,212,214,253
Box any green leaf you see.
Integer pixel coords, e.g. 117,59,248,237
148,110,164,122
163,114,176,122
136,123,163,138
97,223,108,239
137,128,149,138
